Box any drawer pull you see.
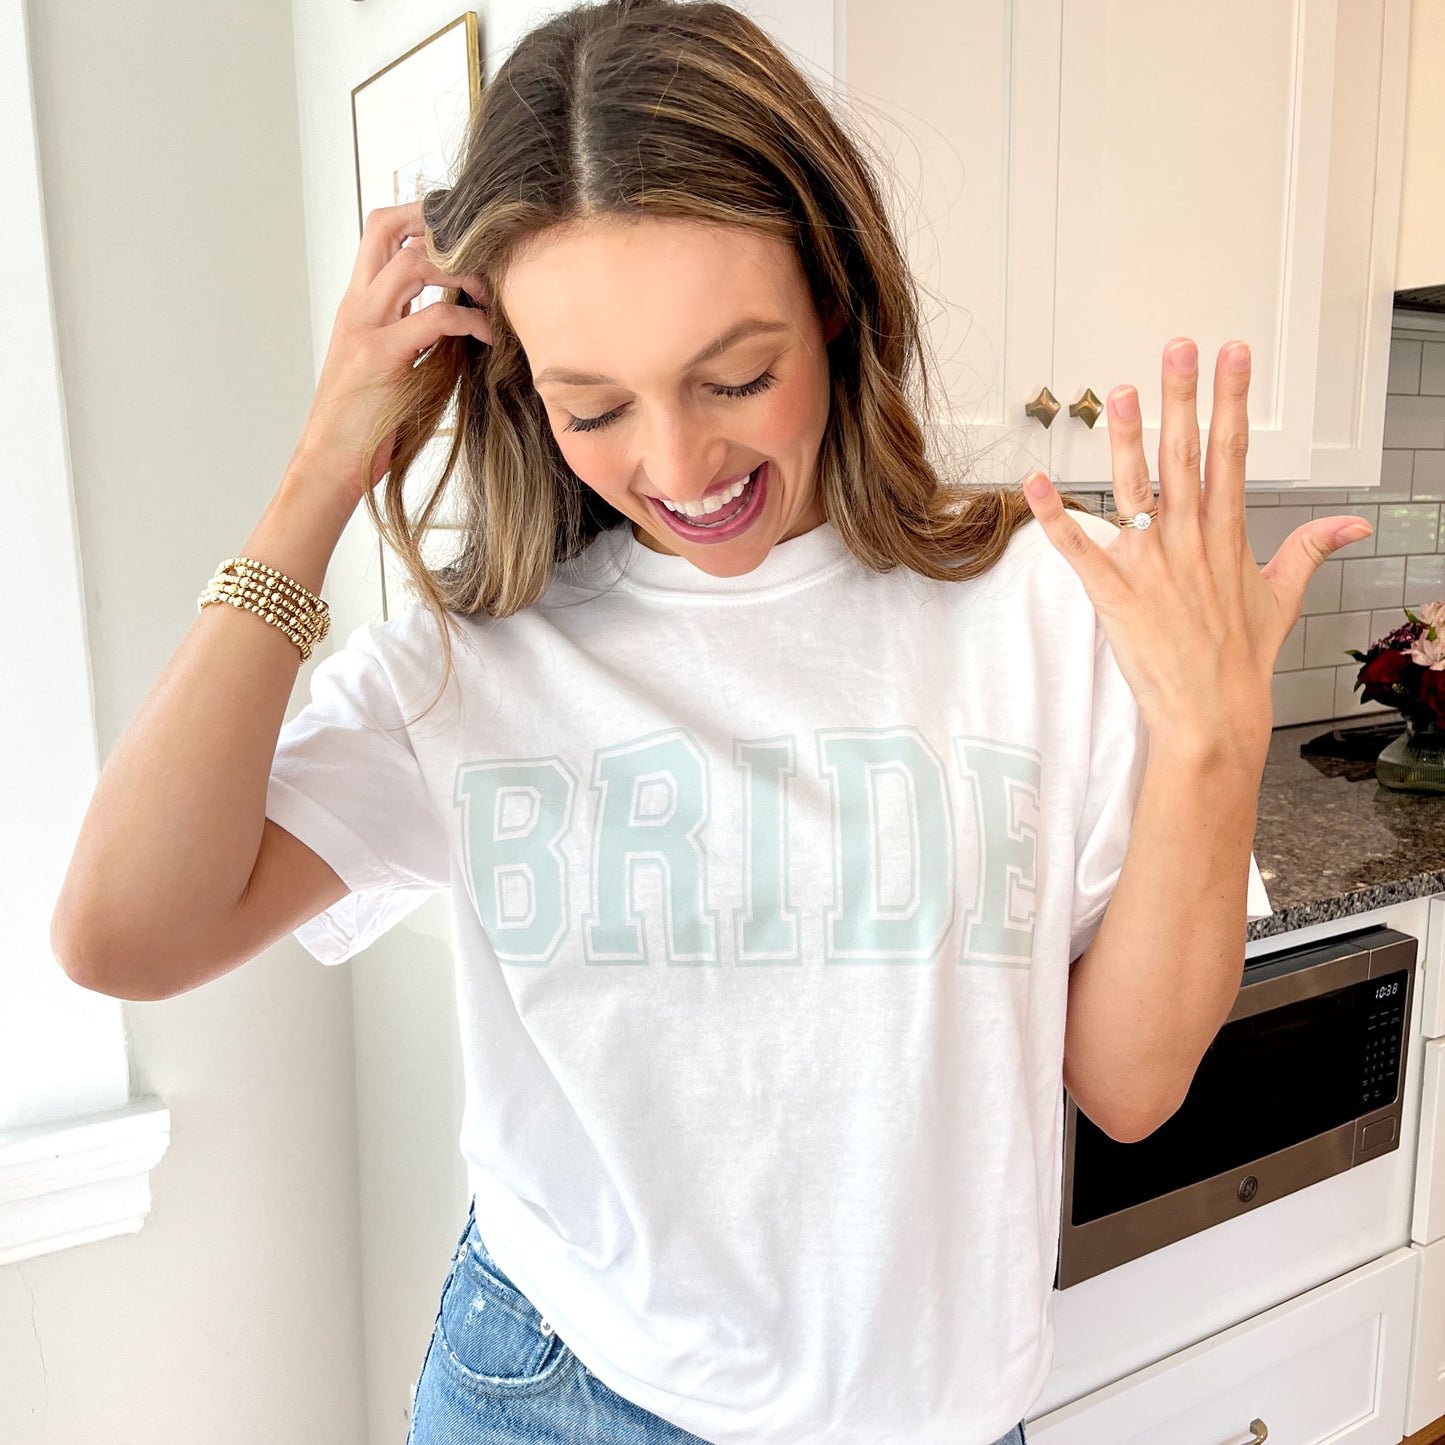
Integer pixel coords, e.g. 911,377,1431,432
1243,1421,1268,1443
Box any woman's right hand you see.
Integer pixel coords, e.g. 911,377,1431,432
289,197,493,507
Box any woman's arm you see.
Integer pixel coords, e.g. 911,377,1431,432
1061,729,1264,1143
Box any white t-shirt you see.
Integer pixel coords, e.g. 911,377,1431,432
266,510,1272,1445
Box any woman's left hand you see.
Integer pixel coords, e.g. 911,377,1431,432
1021,336,1375,774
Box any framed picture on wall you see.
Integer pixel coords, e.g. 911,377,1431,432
351,12,481,242
351,12,482,618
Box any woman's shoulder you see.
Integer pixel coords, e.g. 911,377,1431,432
318,599,467,693
965,505,1119,599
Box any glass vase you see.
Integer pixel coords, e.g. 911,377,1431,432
1375,711,1445,794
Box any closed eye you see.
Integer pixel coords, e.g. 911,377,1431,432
562,369,779,435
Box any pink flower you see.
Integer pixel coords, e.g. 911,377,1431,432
1409,631,1445,670
1421,600,1445,631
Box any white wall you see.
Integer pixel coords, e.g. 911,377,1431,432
1,1,370,1441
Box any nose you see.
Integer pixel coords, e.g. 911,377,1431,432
636,412,745,505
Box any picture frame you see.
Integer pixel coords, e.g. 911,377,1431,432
350,13,481,244
350,13,482,617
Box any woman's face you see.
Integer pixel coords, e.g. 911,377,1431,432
500,216,841,573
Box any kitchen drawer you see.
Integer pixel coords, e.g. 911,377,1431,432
1028,1247,1417,1444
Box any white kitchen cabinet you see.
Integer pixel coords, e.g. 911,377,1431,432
1407,1233,1445,1439
846,0,1410,493
1028,1246,1418,1445
1423,894,1445,1042
1406,898,1445,1435
1415,898,1445,1250
1309,0,1412,490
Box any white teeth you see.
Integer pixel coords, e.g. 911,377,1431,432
662,467,758,517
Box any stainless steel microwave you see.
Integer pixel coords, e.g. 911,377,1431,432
1056,923,1417,1290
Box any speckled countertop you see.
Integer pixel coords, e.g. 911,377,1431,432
1248,714,1445,940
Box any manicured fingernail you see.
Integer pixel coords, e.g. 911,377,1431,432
1024,472,1050,497
1111,387,1139,420
1168,340,1197,372
1227,342,1251,371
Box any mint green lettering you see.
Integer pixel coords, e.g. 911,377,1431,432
735,738,800,964
818,729,954,965
455,759,576,965
953,738,1040,966
583,730,718,964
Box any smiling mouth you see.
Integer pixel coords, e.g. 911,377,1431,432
647,465,760,507
646,461,770,541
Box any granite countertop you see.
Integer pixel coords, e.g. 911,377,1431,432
1248,713,1445,940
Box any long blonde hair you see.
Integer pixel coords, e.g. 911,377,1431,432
364,0,1091,725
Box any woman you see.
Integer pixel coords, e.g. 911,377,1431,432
56,0,1370,1440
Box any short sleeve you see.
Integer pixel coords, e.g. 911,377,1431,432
265,619,450,965
1067,611,1273,964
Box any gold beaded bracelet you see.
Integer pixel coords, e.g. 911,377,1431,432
197,556,331,662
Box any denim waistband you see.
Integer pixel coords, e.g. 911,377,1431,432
457,1194,525,1295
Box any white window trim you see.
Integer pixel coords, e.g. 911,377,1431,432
2,1,168,1254
0,1099,171,1266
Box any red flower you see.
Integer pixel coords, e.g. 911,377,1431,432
1420,668,1445,729
1358,648,1413,705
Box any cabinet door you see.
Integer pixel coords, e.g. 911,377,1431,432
1309,0,1411,489
1050,0,1337,489
1407,1234,1445,1437
846,0,1059,492
848,1,1340,493
1030,1246,1417,1445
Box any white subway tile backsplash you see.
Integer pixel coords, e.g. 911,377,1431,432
1275,616,1306,671
1383,394,1445,450
1389,337,1422,395
1303,611,1373,670
1301,558,1344,614
1375,502,1440,555
1383,447,1416,492
1414,449,1445,502
1333,663,1391,720
1404,553,1445,601
1340,554,1405,612
1422,342,1445,397
1247,505,1315,563
1349,449,1413,502
1271,667,1340,728
1370,607,1411,641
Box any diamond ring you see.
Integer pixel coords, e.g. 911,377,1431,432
1111,508,1158,530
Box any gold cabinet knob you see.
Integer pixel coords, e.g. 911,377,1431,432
1070,388,1105,429
1025,387,1060,428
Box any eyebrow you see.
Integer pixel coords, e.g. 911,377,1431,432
532,317,792,388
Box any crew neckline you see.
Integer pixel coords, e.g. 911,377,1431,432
595,517,853,598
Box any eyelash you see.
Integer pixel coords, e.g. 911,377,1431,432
562,369,779,435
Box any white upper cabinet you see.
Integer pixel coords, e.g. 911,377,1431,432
1395,0,1445,296
844,0,1411,491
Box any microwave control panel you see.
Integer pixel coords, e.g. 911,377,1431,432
1360,969,1408,1109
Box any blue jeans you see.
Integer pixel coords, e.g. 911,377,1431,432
406,1196,1029,1445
